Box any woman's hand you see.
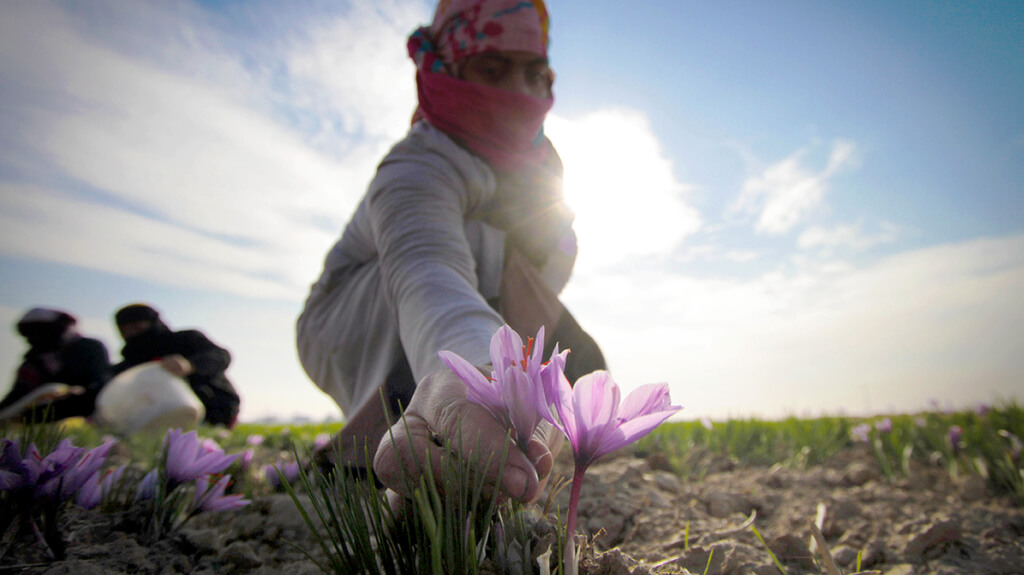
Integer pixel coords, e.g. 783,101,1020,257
373,366,562,503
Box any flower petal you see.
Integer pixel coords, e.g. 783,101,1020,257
501,366,540,449
618,383,676,421
439,350,501,410
596,408,681,460
489,324,523,373
569,371,620,463
525,325,546,379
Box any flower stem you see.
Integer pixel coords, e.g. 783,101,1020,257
564,464,586,575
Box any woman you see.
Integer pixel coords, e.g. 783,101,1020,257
0,308,110,422
297,0,604,502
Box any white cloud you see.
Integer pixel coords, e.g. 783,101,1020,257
546,109,702,273
0,1,425,300
563,234,1024,419
732,140,857,234
798,221,900,252
285,0,427,142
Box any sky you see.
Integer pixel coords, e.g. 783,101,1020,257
1,0,1022,423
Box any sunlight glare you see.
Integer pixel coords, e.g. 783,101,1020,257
546,109,701,274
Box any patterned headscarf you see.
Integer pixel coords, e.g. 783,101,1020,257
410,0,549,75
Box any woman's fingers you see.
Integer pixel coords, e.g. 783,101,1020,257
372,368,543,502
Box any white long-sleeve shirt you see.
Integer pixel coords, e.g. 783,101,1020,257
297,121,576,415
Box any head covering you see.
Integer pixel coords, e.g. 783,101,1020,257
431,0,549,66
16,307,77,350
408,0,553,172
17,307,76,332
114,303,160,326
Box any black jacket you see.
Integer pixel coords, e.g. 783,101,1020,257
0,336,111,421
113,322,240,426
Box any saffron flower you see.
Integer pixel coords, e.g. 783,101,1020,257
439,325,566,451
56,440,118,501
193,474,249,513
850,423,871,443
0,437,119,560
949,425,964,455
540,370,682,469
136,469,159,501
77,465,126,509
539,369,681,575
265,461,301,490
238,449,255,470
26,440,84,500
0,438,30,490
314,433,331,451
164,429,239,485
3,438,117,502
875,417,893,434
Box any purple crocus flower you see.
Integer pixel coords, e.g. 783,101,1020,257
440,325,566,451
540,370,682,469
539,369,681,575
193,474,249,513
875,417,893,434
28,439,86,500
238,449,255,470
264,461,301,490
135,469,159,501
2,438,117,503
850,423,871,443
949,425,964,455
313,433,331,451
164,429,239,485
57,440,117,501
245,434,265,447
77,465,126,509
0,438,29,490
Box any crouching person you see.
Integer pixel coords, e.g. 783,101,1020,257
112,304,240,428
0,308,111,422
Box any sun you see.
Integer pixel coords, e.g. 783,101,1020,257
545,109,700,274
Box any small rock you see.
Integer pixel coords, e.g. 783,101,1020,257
843,461,879,486
266,493,313,536
904,519,962,560
860,538,889,567
581,548,649,575
180,527,224,555
957,474,988,502
643,488,672,508
830,544,860,567
884,564,916,575
768,533,816,570
583,493,636,546
705,491,740,518
648,470,683,494
220,540,262,569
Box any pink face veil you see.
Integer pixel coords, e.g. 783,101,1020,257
408,0,553,172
